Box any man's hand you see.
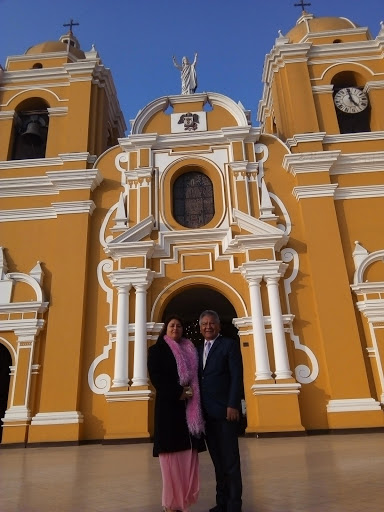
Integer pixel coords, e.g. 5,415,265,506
226,407,239,421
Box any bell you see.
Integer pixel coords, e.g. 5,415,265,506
21,121,43,143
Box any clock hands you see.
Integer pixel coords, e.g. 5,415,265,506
346,88,359,107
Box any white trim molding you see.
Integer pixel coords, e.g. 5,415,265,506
0,169,102,198
283,151,340,175
335,186,384,200
293,184,338,200
105,390,153,402
323,131,384,144
31,411,84,425
0,201,96,221
251,383,301,395
327,398,382,413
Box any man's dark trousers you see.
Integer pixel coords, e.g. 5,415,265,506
205,417,242,512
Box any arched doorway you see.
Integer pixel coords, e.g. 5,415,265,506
162,286,238,345
0,343,12,442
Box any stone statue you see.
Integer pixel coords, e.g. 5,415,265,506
173,53,198,95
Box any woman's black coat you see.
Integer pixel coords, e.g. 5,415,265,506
147,337,206,457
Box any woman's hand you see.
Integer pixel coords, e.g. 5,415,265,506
180,386,193,400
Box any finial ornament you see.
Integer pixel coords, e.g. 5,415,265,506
63,18,79,34
173,53,198,95
294,0,311,10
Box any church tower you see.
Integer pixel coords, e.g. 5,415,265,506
257,10,384,431
0,25,126,444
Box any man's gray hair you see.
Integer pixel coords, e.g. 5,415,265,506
199,310,220,325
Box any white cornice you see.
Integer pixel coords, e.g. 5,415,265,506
31,411,84,425
330,152,384,174
47,169,102,190
0,303,48,316
261,43,312,87
283,151,340,175
108,268,155,288
353,299,384,322
47,106,68,117
105,390,153,402
154,229,231,259
351,282,384,295
0,201,96,222
0,68,69,84
52,201,96,215
307,36,378,58
239,260,289,280
312,85,334,94
365,80,384,92
327,398,381,413
293,184,338,200
286,132,326,148
6,51,80,64
323,132,384,144
0,169,102,197
0,110,16,120
119,126,260,152
252,383,301,395
335,185,384,200
63,61,98,74
0,152,94,170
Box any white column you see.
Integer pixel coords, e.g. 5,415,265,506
131,283,149,386
266,275,292,379
248,278,272,380
112,285,130,387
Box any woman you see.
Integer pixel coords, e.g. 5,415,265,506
148,315,206,512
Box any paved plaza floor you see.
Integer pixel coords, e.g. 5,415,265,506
0,433,383,512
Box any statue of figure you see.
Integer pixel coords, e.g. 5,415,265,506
173,53,198,95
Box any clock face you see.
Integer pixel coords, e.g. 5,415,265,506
334,87,369,114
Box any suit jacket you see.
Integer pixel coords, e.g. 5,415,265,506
148,337,206,456
198,335,244,420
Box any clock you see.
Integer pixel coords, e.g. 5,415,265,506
334,87,369,114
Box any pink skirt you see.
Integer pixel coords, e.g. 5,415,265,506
159,449,199,512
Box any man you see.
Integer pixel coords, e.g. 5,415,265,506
198,310,243,512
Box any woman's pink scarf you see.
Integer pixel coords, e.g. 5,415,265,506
164,335,205,437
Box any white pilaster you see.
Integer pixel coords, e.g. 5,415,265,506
266,275,292,380
4,327,40,423
131,283,149,386
112,285,131,387
248,278,272,380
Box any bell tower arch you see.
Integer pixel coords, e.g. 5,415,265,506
0,342,12,443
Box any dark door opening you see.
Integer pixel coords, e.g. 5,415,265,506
0,343,12,442
162,287,239,345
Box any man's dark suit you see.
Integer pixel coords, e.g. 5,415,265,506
199,334,243,512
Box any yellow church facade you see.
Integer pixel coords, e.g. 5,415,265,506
1,11,384,446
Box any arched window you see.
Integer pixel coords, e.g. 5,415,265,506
11,98,49,160
173,170,214,228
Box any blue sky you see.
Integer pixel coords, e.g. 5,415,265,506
0,0,382,130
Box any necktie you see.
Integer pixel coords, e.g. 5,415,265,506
204,341,212,368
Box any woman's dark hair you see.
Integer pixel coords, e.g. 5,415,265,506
158,314,185,340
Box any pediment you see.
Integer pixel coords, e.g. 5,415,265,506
107,216,155,245
233,209,286,236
